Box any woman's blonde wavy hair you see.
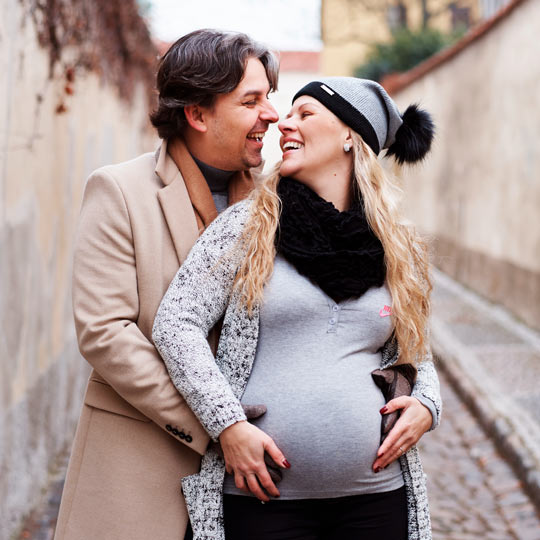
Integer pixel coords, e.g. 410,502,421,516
233,132,431,365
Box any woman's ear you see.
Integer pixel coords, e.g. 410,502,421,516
343,131,353,153
184,104,208,133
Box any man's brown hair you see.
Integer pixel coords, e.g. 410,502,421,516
150,29,279,139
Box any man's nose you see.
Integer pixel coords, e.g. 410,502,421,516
260,99,279,124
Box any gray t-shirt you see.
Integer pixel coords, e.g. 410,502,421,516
223,255,404,499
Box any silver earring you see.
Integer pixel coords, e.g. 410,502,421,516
344,143,351,152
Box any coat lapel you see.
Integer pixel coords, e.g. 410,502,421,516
167,138,256,230
155,140,199,264
155,138,256,265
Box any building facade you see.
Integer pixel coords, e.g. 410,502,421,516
321,0,509,76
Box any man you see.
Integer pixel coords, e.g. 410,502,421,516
54,29,279,540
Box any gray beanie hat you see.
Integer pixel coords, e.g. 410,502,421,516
293,77,434,163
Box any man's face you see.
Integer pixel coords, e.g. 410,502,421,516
201,58,279,171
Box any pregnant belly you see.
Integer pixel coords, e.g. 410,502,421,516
234,374,404,498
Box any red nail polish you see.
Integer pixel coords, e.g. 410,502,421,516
374,467,381,473
283,459,291,469
380,406,388,414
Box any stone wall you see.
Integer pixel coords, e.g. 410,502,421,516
390,0,539,329
0,1,156,537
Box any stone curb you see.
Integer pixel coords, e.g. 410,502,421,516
430,316,540,509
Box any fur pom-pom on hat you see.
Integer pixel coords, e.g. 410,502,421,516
386,104,435,164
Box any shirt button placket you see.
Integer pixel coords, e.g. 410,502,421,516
327,303,340,333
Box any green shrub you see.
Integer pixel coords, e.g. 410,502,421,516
354,27,461,82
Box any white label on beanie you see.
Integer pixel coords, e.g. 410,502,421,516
321,84,335,96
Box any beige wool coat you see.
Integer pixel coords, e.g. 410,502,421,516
54,140,246,540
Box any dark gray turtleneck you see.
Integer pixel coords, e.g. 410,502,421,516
192,156,235,214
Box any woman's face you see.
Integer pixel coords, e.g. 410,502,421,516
278,96,352,183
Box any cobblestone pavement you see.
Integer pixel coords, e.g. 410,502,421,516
430,269,540,507
419,369,540,540
17,369,540,540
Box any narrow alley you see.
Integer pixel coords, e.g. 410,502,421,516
17,366,540,540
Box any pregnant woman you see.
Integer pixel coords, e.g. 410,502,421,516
153,77,441,540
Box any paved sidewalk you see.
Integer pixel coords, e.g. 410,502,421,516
430,268,540,508
420,370,540,539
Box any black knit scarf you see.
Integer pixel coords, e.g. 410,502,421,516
276,177,386,303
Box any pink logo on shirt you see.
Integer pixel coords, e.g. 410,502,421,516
379,305,392,317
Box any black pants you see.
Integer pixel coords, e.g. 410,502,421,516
223,486,408,540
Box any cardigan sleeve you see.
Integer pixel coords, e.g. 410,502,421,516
411,317,442,430
152,202,250,441
412,350,441,431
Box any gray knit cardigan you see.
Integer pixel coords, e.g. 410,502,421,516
152,200,441,540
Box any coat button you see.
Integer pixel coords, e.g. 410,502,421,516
172,428,179,436
332,305,339,312
185,435,193,443
166,424,172,431
179,431,186,439
329,318,336,324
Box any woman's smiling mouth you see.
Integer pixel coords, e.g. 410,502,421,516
282,140,304,156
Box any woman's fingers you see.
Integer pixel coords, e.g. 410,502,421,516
245,473,269,501
234,466,280,501
374,434,413,471
257,466,280,498
263,452,284,484
264,438,290,470
373,428,411,471
380,395,409,417
242,441,285,499
233,472,250,494
220,421,289,500
243,466,280,501
377,398,412,457
372,396,432,471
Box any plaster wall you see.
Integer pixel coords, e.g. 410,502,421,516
391,0,540,327
0,0,155,536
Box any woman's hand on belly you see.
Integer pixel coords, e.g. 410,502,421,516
372,396,432,472
219,421,290,502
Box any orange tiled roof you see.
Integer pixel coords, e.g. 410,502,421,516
278,51,320,73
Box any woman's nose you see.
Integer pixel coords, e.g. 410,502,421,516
278,117,296,134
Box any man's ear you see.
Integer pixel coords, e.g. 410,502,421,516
184,104,208,133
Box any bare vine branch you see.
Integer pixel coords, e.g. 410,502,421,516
19,0,157,109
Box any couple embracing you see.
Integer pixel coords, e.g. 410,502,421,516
55,29,440,540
